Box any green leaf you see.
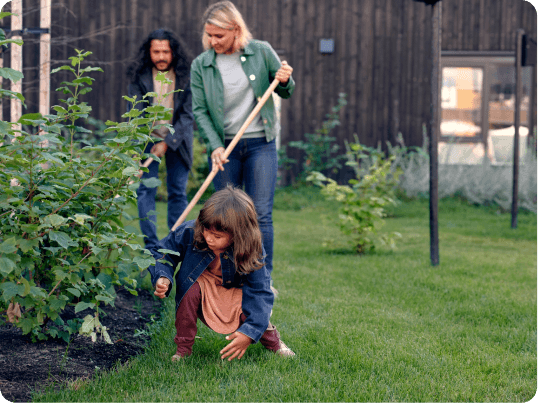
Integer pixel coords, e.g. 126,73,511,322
79,314,97,333
110,136,130,143
96,273,112,290
0,257,16,276
130,117,151,126
75,125,92,133
133,255,155,270
52,105,68,114
51,65,76,75
19,257,36,272
0,120,11,135
67,287,81,297
102,327,113,344
0,12,15,20
157,248,181,257
0,237,18,254
0,88,25,104
145,105,166,113
49,231,78,249
0,67,24,83
20,317,36,335
72,214,94,225
43,214,67,227
53,268,69,281
141,177,161,188
47,328,59,338
1,38,23,47
95,294,114,305
48,295,68,311
79,66,103,73
0,282,25,302
75,301,95,313
20,277,31,297
30,286,47,299
41,152,65,165
44,246,63,255
122,109,142,118
73,77,94,85
122,167,139,176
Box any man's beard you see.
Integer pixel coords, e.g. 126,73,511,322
154,61,171,71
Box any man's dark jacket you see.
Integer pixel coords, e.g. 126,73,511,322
128,69,194,168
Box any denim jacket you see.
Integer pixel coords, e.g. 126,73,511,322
190,39,295,155
147,220,274,343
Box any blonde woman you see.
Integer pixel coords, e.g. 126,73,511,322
191,1,295,276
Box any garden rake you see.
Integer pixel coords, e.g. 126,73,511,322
171,77,281,231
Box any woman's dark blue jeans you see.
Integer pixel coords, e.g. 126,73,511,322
210,137,277,274
137,141,189,249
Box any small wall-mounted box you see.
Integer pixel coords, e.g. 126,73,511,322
319,39,334,54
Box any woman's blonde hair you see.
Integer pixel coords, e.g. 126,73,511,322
201,1,253,51
193,186,264,274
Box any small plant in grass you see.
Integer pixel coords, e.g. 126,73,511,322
0,27,177,342
308,139,402,254
287,93,347,182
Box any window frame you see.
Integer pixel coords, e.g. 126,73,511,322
440,51,530,148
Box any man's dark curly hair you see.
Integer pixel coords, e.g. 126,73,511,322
126,28,193,88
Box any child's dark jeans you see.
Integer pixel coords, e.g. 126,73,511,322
174,282,281,357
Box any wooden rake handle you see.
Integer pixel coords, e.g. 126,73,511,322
171,78,280,231
136,157,154,178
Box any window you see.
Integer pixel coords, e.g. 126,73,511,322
440,53,533,165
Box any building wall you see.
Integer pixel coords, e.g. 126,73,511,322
1,0,536,181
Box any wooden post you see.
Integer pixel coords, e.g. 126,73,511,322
511,29,524,229
10,0,22,130
39,0,51,118
429,1,441,266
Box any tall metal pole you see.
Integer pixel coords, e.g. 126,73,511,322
10,0,22,130
511,29,524,229
429,1,441,266
39,0,51,118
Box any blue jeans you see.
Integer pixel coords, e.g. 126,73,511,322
210,137,277,274
137,141,189,249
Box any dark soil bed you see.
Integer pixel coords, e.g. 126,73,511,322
0,287,163,403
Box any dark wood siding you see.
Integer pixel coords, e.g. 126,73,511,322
1,0,536,182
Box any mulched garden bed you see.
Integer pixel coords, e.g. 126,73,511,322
0,286,164,402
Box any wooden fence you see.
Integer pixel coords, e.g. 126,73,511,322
1,0,536,182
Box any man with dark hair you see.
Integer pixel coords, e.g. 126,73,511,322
127,29,194,249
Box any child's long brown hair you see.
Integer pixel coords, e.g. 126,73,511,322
193,186,264,274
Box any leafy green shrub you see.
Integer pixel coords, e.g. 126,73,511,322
308,140,401,254
287,93,347,183
0,39,165,342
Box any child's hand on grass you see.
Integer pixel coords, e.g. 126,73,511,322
220,332,252,361
154,277,171,299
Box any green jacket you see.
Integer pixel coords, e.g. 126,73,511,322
190,39,295,154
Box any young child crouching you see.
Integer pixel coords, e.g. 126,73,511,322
148,186,294,361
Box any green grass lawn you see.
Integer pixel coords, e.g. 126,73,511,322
34,189,536,402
